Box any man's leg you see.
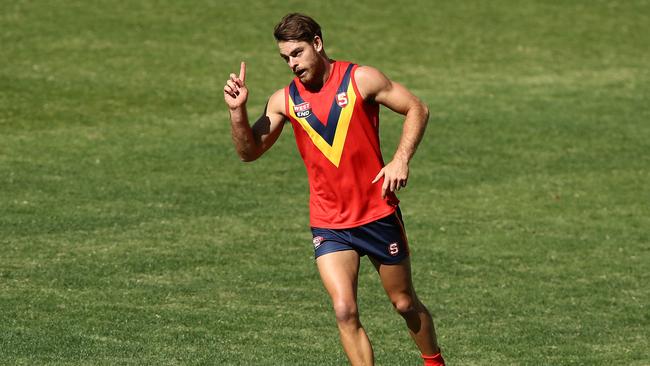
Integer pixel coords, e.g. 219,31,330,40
317,250,374,366
371,257,442,358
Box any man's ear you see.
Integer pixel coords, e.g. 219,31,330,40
313,36,323,52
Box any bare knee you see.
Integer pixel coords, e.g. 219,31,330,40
332,300,359,324
392,295,418,316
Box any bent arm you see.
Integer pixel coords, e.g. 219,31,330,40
383,82,429,164
356,66,429,164
230,89,287,162
355,66,430,197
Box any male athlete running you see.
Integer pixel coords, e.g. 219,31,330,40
223,13,445,366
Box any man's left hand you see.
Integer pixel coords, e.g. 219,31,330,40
372,158,409,198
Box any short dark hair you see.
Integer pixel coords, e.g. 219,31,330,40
273,13,322,43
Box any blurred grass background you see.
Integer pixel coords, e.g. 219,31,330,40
1,1,649,365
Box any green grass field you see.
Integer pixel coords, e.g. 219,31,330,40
1,1,649,365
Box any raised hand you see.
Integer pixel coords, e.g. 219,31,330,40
224,62,248,109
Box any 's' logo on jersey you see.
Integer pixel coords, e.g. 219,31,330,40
336,92,348,107
293,102,312,118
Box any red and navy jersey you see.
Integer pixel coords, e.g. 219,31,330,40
284,60,398,229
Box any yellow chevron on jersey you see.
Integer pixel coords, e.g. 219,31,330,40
287,64,357,168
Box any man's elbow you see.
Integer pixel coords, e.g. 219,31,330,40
237,149,261,163
238,153,257,163
418,101,430,124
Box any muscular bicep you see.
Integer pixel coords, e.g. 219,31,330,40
355,66,421,116
375,81,421,116
251,89,287,155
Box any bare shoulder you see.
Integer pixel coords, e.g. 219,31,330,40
354,65,392,101
267,88,287,116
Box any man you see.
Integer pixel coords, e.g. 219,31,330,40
223,13,445,366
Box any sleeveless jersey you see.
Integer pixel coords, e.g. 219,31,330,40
284,61,399,229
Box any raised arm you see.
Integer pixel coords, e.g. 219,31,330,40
354,66,430,198
224,62,287,162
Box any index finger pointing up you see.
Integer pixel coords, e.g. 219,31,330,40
239,61,246,83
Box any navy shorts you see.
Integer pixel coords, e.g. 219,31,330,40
311,208,410,265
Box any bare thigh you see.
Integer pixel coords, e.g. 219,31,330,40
316,250,362,309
